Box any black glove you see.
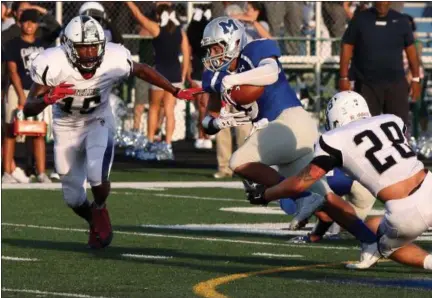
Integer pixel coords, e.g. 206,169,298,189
242,179,269,206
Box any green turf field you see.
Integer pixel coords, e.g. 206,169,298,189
2,169,432,298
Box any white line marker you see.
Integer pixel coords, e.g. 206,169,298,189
253,253,303,258
2,256,38,261
121,253,172,260
1,288,110,298
155,194,244,202
1,222,357,250
2,181,245,190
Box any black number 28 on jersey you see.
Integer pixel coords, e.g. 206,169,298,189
353,121,415,174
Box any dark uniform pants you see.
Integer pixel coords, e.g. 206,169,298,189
354,78,410,124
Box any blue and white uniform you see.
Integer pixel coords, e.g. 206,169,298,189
203,39,331,197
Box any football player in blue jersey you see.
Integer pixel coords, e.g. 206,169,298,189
199,17,331,228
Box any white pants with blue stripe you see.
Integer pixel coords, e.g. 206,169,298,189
53,117,115,207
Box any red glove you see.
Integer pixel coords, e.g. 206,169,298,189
174,87,205,101
43,83,75,105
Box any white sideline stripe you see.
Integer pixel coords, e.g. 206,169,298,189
155,193,244,202
141,223,312,236
253,253,303,258
1,223,357,250
415,17,432,22
2,256,38,261
121,253,172,260
1,181,245,190
1,288,110,298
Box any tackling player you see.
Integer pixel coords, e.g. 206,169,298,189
247,91,432,270
23,16,197,249
199,17,331,227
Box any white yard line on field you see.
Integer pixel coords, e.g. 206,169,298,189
121,253,173,260
154,193,243,202
253,253,304,258
2,256,38,261
1,288,110,298
1,181,244,190
1,222,358,250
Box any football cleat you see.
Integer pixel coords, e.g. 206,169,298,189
289,193,325,230
88,224,101,249
90,203,113,248
346,242,381,270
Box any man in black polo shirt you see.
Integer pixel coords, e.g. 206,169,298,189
339,1,421,125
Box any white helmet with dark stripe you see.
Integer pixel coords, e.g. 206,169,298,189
61,15,105,73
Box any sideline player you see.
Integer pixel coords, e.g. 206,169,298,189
199,17,330,227
247,91,432,270
24,16,197,249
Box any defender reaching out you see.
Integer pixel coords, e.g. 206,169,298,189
24,16,197,249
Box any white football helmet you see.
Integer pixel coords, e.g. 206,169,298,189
79,2,108,26
201,17,247,72
325,91,371,130
61,15,105,73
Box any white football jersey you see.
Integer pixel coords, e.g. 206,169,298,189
30,42,132,127
314,114,424,196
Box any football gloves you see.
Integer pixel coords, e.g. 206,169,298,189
242,179,269,206
43,83,75,105
174,87,205,101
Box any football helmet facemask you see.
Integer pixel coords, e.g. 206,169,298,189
61,15,106,73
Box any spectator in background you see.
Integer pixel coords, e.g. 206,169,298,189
79,1,124,44
2,2,15,31
264,2,303,55
187,5,213,150
2,1,61,46
126,1,190,160
323,2,349,55
403,14,428,134
3,9,51,183
232,2,272,42
339,1,421,125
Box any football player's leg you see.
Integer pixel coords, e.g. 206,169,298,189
230,107,320,186
54,130,90,224
376,180,432,269
86,122,115,247
346,181,376,220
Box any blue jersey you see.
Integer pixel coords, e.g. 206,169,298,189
202,39,301,121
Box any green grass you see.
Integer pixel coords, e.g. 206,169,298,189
2,187,432,298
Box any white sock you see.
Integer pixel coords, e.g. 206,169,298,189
423,254,432,270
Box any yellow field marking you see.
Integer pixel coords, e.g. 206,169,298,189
193,260,391,298
193,262,338,298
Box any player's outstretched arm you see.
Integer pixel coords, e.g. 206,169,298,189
265,164,328,201
23,83,52,117
24,82,75,117
131,62,178,95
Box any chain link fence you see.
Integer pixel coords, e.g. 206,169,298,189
28,1,432,140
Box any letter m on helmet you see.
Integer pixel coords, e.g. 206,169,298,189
218,19,238,34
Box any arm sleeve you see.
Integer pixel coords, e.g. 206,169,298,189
311,135,343,172
342,15,359,45
221,58,279,87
